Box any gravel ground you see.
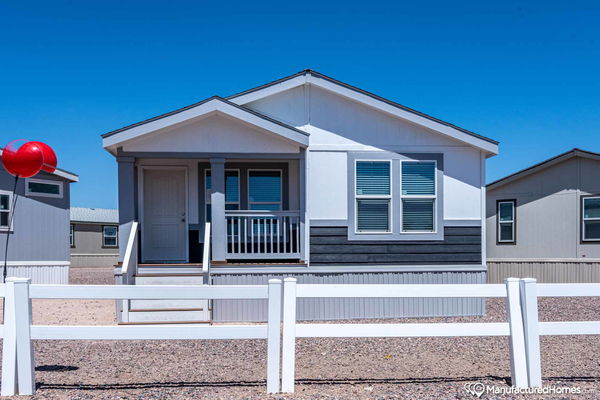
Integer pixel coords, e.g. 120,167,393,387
1,268,598,399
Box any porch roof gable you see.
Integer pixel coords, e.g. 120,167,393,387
102,96,309,152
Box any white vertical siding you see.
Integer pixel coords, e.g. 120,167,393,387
6,265,69,284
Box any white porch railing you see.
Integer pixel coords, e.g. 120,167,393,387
225,210,301,260
120,221,139,285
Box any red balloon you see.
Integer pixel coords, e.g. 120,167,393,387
30,141,57,173
1,140,44,178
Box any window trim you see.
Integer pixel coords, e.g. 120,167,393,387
247,169,283,211
205,168,241,221
496,199,516,244
25,178,63,198
0,190,14,231
70,224,75,247
400,160,438,234
354,159,392,234
581,195,600,243
102,225,118,248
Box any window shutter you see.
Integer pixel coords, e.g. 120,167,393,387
402,199,434,232
356,162,390,195
402,162,435,195
357,199,390,232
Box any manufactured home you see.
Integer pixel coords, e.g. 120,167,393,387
70,207,119,268
487,148,600,283
103,70,499,323
0,150,78,283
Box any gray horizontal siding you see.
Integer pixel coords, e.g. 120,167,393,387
310,226,482,265
211,271,485,322
487,259,600,283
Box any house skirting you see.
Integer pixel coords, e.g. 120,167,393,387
487,258,600,283
71,254,119,268
211,269,486,322
4,261,69,284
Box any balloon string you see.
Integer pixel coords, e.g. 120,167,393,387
2,174,19,283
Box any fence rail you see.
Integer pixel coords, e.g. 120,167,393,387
0,278,282,396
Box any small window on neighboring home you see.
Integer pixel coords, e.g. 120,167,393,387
401,161,436,232
70,224,75,247
497,200,516,243
0,192,12,229
25,178,63,198
582,197,600,241
355,161,391,233
102,226,118,247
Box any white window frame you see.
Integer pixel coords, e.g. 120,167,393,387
102,225,118,247
25,178,63,198
247,169,283,211
205,168,241,221
400,160,437,234
354,160,392,234
0,190,13,231
497,200,516,243
70,224,75,247
582,196,600,242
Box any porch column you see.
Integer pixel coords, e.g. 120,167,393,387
117,156,136,262
210,158,226,262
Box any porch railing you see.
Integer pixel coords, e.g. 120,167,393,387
225,210,301,260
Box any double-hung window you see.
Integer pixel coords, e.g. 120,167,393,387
355,161,391,233
582,196,600,241
497,200,516,243
248,170,282,211
401,161,436,232
102,225,118,247
0,191,12,230
205,169,240,222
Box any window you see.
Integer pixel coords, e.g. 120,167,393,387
582,196,600,241
401,161,436,232
248,170,282,211
25,178,63,198
355,161,391,232
102,225,118,247
205,169,240,222
70,224,75,247
497,200,516,243
0,191,12,230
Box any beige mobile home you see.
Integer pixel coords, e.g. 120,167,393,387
486,148,600,283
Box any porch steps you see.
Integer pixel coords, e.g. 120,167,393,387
127,270,211,324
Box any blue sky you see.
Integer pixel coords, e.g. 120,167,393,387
1,1,599,209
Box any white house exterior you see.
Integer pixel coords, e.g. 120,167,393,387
103,70,499,322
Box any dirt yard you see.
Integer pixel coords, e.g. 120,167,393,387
2,267,598,399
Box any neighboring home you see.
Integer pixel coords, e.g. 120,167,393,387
0,150,78,283
102,69,499,323
70,207,119,268
486,148,600,283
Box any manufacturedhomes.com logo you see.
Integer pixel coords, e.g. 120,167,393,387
464,382,583,398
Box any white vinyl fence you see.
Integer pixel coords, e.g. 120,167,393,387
280,277,600,393
0,277,598,396
0,277,282,396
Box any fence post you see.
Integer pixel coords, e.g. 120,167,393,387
505,277,528,388
281,278,297,393
1,278,35,396
520,278,542,387
266,279,282,394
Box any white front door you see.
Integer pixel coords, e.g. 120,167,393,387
142,168,187,262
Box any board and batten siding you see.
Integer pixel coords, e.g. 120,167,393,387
211,270,485,322
309,226,482,265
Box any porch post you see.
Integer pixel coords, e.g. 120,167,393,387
210,158,226,262
299,149,307,262
117,156,136,262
